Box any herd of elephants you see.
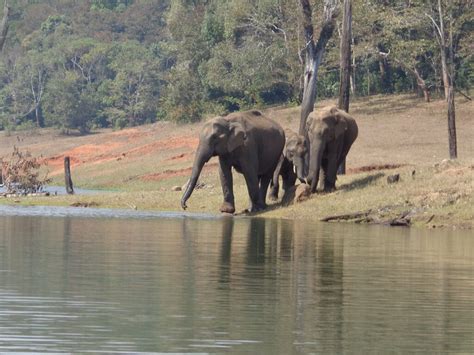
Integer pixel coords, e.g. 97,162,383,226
180,106,358,214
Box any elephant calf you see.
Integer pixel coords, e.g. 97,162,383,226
269,129,307,200
305,106,358,193
181,110,285,213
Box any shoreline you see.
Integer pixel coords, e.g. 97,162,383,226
1,161,472,230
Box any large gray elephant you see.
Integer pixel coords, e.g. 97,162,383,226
269,129,307,200
181,110,285,213
305,106,358,193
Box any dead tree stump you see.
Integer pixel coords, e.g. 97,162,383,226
64,156,74,195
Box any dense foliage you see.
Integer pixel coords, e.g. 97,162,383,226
0,0,472,131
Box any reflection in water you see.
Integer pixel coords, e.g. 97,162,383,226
0,211,473,353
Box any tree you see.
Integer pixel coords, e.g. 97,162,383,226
425,0,468,158
298,0,338,135
338,0,351,174
103,42,160,127
0,0,8,52
43,71,99,133
0,51,51,128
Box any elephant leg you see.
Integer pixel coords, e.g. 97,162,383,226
218,157,235,213
242,168,263,212
337,141,352,172
269,155,284,201
281,161,297,192
259,173,273,208
324,140,343,192
320,157,328,192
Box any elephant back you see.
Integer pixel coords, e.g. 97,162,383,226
227,110,285,174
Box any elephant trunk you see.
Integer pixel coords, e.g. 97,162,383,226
293,156,307,182
308,141,324,193
181,148,210,210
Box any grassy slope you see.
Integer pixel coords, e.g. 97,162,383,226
1,94,473,228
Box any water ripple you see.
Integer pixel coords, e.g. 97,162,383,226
0,204,216,220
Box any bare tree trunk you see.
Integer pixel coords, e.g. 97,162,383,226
338,0,351,113
337,0,351,175
350,36,356,95
447,8,457,159
440,51,450,100
367,67,370,96
298,0,338,135
447,86,457,158
413,68,430,102
427,0,457,158
0,0,9,53
64,157,74,195
438,0,450,100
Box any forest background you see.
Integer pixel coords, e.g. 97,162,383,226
0,0,472,134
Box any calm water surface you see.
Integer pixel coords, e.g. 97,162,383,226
0,206,473,353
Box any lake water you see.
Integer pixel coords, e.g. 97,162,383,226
0,206,473,353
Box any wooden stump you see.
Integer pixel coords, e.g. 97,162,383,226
64,156,74,195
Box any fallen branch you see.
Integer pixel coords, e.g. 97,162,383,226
320,209,372,222
455,87,472,101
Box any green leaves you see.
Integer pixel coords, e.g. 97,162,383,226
0,0,472,131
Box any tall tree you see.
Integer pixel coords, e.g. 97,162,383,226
0,0,9,52
338,0,351,174
426,0,462,158
338,0,351,113
298,0,338,135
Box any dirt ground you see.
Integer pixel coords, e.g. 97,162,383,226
0,94,472,228
1,94,472,183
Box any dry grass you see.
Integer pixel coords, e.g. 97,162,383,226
0,94,473,228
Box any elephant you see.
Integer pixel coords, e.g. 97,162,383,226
181,110,285,214
269,129,307,200
305,106,358,193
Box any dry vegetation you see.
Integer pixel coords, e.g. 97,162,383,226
1,146,51,194
0,94,472,228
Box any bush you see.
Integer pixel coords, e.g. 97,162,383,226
1,147,51,194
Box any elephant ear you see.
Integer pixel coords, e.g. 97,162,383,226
228,121,246,152
334,113,348,138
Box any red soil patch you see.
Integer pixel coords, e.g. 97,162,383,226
139,163,218,181
43,142,124,173
126,136,198,158
42,134,199,176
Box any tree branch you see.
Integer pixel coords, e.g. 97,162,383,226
298,0,338,134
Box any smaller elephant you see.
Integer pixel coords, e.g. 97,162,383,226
269,129,307,200
181,110,285,213
305,106,358,193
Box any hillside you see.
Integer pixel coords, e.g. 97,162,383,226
1,94,473,228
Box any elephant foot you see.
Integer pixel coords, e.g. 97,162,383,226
248,202,266,213
323,185,336,193
220,202,235,214
268,192,278,201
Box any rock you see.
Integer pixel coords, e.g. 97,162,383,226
294,183,311,203
434,158,459,172
387,174,400,184
171,185,182,191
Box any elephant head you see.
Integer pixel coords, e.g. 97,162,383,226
181,117,246,210
306,107,348,193
283,130,308,182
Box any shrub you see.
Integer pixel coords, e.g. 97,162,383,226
1,147,51,194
